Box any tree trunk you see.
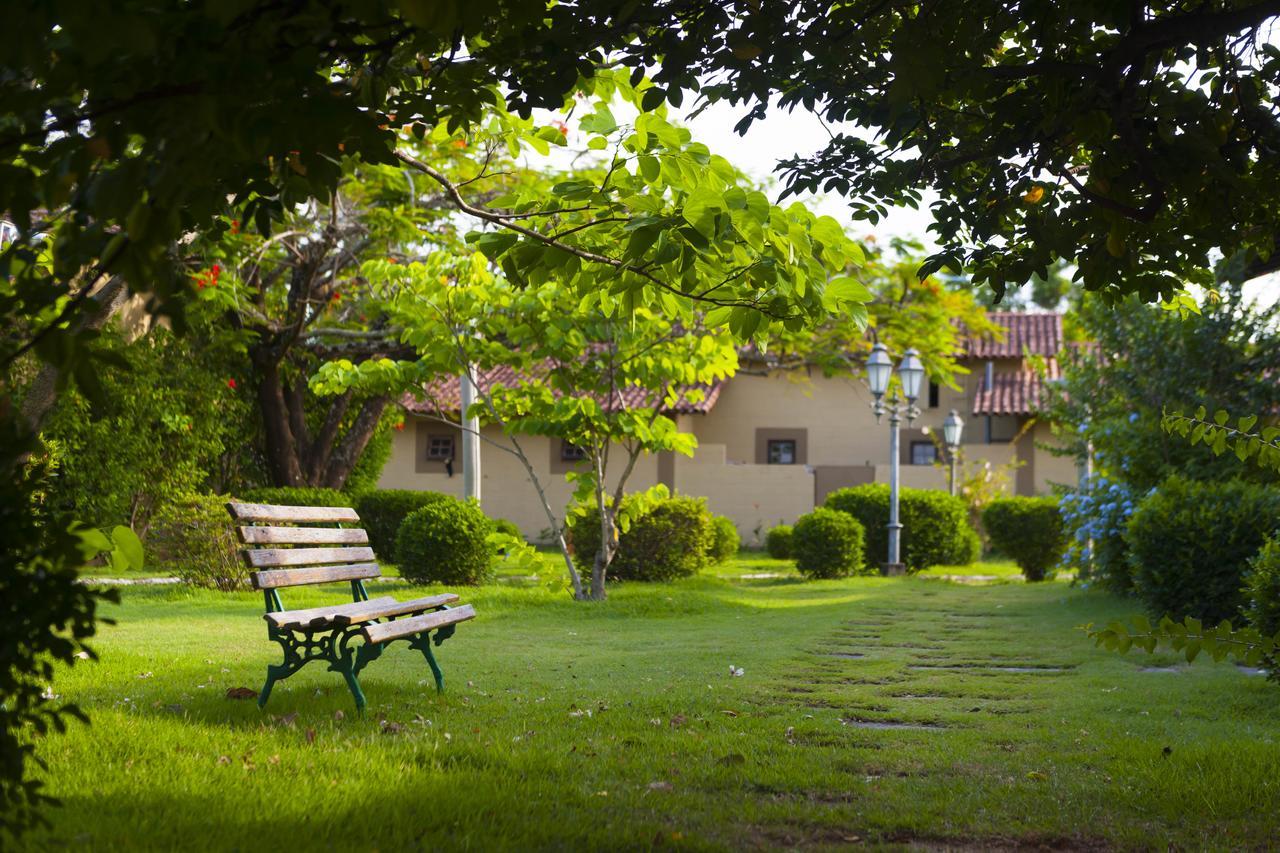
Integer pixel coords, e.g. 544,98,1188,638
318,394,388,488
255,359,305,486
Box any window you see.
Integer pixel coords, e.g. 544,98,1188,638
910,441,938,466
767,439,797,465
928,380,940,409
560,441,587,462
426,435,455,461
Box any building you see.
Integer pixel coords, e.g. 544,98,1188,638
377,312,1079,542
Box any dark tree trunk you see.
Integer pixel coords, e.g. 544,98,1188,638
255,358,305,487
319,394,388,488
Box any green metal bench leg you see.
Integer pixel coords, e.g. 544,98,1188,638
258,663,289,709
339,663,367,713
410,633,445,693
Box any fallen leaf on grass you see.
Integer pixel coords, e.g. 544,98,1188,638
137,672,153,680
728,665,744,677
225,687,257,700
305,728,316,744
720,709,739,717
669,714,687,729
381,721,405,735
216,755,231,766
334,710,345,721
278,712,299,728
268,755,280,766
647,781,673,792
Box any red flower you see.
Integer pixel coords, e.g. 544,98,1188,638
394,422,405,432
212,264,221,275
330,291,342,302
226,379,237,390
230,219,240,235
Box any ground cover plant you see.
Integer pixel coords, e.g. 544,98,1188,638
30,557,1280,850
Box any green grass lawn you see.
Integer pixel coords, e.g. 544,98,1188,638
32,556,1280,851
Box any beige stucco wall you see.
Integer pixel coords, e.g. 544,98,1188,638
379,419,659,540
378,365,1083,542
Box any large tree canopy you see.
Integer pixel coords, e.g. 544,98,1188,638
545,0,1280,300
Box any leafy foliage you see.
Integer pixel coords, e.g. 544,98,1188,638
0,441,119,839
355,490,456,563
148,494,245,591
1162,407,1280,473
1243,537,1280,676
765,524,794,560
1058,477,1138,592
1041,288,1280,493
395,498,495,586
586,1,1280,297
792,508,867,580
38,326,248,535
1087,615,1278,669
571,494,714,583
1126,476,1280,624
982,497,1066,582
824,484,978,573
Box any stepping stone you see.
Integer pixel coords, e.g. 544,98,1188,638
840,718,944,731
1139,666,1182,673
821,652,866,659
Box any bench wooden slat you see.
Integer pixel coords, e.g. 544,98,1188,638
330,593,460,627
361,604,477,644
250,563,381,590
245,546,375,568
266,596,397,630
227,502,359,524
239,526,369,545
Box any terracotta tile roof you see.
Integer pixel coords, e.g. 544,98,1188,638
972,359,1060,416
964,312,1063,359
402,362,723,417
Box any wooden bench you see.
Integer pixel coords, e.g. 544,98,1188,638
227,501,476,712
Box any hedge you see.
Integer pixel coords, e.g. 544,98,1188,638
824,484,978,572
571,495,714,582
148,494,247,591
355,489,455,562
1126,476,1280,623
765,524,793,559
792,508,867,579
395,497,495,586
239,487,355,508
982,496,1066,581
707,515,740,564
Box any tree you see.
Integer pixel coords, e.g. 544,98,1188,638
534,1,1280,299
1041,285,1280,493
315,90,866,597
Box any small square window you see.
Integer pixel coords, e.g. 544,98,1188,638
426,435,455,461
910,441,937,466
928,380,940,409
560,441,587,462
767,439,797,465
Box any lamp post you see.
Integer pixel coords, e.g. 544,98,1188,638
943,409,964,497
866,344,924,575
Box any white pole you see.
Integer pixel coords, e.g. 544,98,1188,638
460,369,481,505
887,402,903,573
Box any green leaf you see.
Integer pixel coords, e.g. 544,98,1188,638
110,525,145,571
1214,409,1229,426
1239,414,1258,433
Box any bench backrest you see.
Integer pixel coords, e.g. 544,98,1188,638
226,502,381,591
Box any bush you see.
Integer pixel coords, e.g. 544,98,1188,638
395,497,495,586
355,489,455,561
492,517,523,541
792,508,867,579
1126,476,1280,623
824,484,977,573
1244,537,1280,650
148,494,247,591
707,515,740,564
571,495,714,582
1059,476,1136,591
240,486,355,508
766,524,794,559
982,496,1066,581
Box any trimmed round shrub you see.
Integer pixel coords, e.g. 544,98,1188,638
571,495,714,582
707,515,740,564
148,494,247,591
982,496,1066,582
356,489,455,561
492,518,523,541
240,486,355,508
792,508,867,579
1126,476,1280,624
1244,537,1280,647
766,524,794,559
395,498,495,586
825,484,977,573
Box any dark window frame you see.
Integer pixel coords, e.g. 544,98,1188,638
928,380,940,409
910,440,938,466
425,434,455,461
560,440,588,462
766,438,798,465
